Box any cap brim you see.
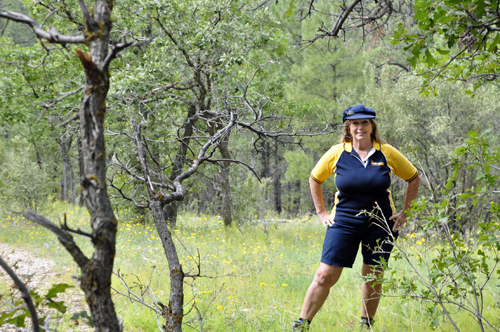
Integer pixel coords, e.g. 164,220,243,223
344,114,376,120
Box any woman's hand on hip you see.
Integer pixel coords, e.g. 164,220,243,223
318,211,334,227
389,210,407,231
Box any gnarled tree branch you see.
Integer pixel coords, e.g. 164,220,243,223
22,211,90,268
0,9,85,44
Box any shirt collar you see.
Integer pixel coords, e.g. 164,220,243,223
343,140,381,153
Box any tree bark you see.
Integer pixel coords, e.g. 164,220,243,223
68,144,75,205
76,1,121,330
59,138,69,203
293,179,301,216
132,116,184,331
77,136,85,207
151,201,184,332
218,135,232,226
273,139,282,214
261,141,270,178
163,202,179,227
58,134,75,204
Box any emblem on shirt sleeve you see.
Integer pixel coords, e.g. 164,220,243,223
371,161,385,166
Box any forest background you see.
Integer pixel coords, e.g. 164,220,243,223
0,0,499,331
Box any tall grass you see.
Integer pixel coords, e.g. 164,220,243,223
1,201,498,331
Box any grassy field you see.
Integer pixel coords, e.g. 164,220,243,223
1,201,499,331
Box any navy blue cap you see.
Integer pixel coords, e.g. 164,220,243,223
342,104,376,123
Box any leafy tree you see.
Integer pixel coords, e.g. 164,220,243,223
106,0,287,228
392,0,500,89
1,0,139,330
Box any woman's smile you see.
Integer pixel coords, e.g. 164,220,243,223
350,119,373,141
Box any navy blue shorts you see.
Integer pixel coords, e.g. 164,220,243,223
320,217,398,269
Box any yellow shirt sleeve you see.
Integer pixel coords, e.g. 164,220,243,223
381,144,418,182
310,144,344,183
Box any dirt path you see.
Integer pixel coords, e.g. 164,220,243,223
0,242,90,331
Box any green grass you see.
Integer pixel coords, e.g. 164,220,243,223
1,201,499,331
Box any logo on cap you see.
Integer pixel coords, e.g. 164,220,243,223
346,110,355,116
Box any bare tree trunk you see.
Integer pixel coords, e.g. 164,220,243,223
132,116,184,331
293,180,301,216
163,202,179,227
59,134,75,204
77,136,85,207
151,201,184,332
273,139,282,214
218,136,232,226
78,83,121,327
68,149,75,204
75,1,121,330
59,138,69,203
117,111,236,330
261,141,270,178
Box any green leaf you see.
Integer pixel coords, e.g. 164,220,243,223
414,8,428,21
47,300,67,313
489,33,500,51
436,48,450,55
425,49,438,65
46,283,73,299
0,310,18,325
285,1,294,18
8,313,27,328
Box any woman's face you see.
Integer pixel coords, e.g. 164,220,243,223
349,119,373,142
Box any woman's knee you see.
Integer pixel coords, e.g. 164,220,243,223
313,265,341,288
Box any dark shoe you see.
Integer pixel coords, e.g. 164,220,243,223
360,317,374,330
292,319,310,331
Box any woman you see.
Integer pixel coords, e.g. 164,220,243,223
293,105,420,331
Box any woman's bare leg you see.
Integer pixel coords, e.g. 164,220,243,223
299,263,343,321
361,263,384,319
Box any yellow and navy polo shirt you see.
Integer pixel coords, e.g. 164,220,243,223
311,141,418,223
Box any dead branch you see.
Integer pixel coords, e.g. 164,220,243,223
42,86,84,109
0,256,40,332
22,211,89,268
102,42,136,70
306,0,363,44
58,113,80,127
107,176,150,208
112,270,162,315
109,154,175,190
204,158,261,182
61,213,95,240
0,9,85,44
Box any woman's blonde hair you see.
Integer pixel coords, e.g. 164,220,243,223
339,119,387,144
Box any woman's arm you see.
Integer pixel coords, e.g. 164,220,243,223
389,175,421,231
309,177,333,227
